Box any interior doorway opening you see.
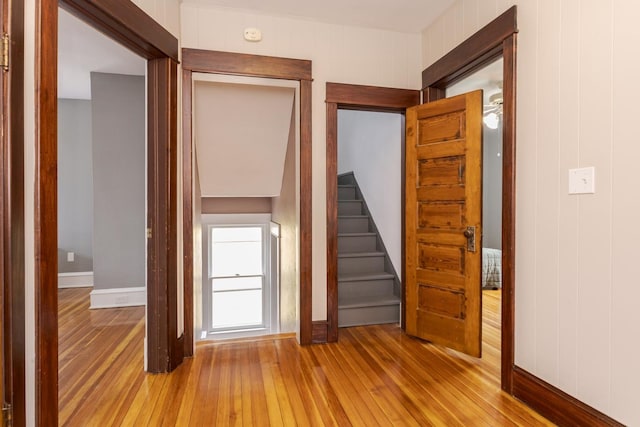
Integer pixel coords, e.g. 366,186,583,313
335,110,404,328
446,57,504,363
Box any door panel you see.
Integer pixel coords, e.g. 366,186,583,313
405,91,483,357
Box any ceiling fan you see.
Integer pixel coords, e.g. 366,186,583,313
483,90,503,130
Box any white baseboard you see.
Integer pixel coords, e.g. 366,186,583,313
58,271,94,288
90,286,146,309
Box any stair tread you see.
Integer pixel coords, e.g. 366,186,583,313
338,272,394,282
338,215,368,218
338,232,376,237
337,184,356,188
339,294,400,309
338,251,385,259
338,199,362,203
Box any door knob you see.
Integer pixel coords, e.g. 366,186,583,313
463,226,476,252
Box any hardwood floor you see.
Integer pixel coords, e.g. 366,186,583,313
58,288,552,426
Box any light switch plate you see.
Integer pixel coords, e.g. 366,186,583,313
568,167,595,194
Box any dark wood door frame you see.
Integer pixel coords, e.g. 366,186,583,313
2,0,26,425
420,5,517,394
36,0,179,423
325,83,420,343
180,48,314,348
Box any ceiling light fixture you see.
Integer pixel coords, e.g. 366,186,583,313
483,91,503,130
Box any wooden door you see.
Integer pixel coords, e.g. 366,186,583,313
405,91,483,357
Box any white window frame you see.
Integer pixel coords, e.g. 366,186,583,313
201,214,277,340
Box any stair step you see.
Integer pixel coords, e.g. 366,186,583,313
339,294,400,309
338,275,395,300
338,251,384,259
337,232,377,253
338,252,385,275
338,296,401,327
338,185,357,200
338,215,369,233
338,200,363,215
338,272,394,282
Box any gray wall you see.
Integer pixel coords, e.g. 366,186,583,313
483,123,502,249
91,72,145,290
58,99,94,273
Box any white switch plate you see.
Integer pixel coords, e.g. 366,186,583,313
568,167,595,194
67,252,75,262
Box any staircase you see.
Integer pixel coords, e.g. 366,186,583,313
337,173,401,327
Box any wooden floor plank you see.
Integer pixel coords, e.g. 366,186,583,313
58,288,554,426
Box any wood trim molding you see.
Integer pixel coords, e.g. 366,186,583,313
59,0,179,61
182,48,311,81
35,1,59,424
512,367,624,427
181,48,314,345
36,0,180,421
422,6,517,89
311,321,328,344
325,83,420,343
182,69,194,357
2,0,26,424
501,34,517,394
420,6,517,395
326,83,421,111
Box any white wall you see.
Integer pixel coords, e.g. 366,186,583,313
180,3,422,320
23,2,181,425
422,1,640,425
337,110,403,273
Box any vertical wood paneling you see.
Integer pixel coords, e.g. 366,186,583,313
513,0,538,373
576,0,613,412
611,2,640,425
424,0,639,424
534,0,561,384
556,0,581,397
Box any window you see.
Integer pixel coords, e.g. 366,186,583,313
209,225,268,332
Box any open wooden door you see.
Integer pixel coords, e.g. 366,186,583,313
405,90,483,357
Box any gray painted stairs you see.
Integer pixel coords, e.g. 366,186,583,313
337,173,401,327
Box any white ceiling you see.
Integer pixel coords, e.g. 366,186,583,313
194,79,295,197
58,8,146,99
182,0,457,33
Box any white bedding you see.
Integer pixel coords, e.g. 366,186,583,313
482,248,502,289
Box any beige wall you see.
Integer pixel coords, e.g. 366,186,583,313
422,1,640,425
271,109,298,333
201,197,272,214
181,3,422,320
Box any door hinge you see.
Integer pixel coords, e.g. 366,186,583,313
1,34,9,71
2,403,13,427
146,228,152,239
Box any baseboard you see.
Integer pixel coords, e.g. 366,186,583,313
512,366,624,427
90,286,146,309
58,271,94,288
312,321,328,343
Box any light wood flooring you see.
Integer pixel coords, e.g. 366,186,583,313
58,288,553,426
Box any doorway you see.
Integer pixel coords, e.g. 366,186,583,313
181,49,313,347
35,0,179,422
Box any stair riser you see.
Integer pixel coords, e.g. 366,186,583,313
338,304,400,327
338,235,377,253
338,279,395,300
338,256,385,275
338,217,369,233
338,201,362,215
338,186,356,200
